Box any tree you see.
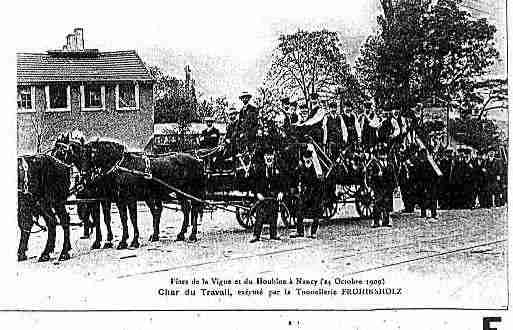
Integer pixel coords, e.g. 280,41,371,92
413,0,499,104
356,0,499,112
265,29,360,109
196,96,229,121
31,110,55,153
464,78,508,120
450,117,506,153
148,64,198,124
357,0,429,110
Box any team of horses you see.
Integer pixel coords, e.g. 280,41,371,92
17,129,420,262
17,134,205,262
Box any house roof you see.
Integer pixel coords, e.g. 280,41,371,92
17,50,154,84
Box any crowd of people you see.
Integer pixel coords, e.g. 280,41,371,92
197,91,507,241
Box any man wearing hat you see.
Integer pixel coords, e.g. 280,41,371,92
291,103,311,143
291,149,323,238
438,148,455,209
360,101,380,150
278,96,293,133
377,108,400,150
322,101,347,159
309,93,321,118
223,106,240,163
416,148,441,218
250,146,286,243
238,91,259,151
369,146,395,227
303,93,324,145
341,100,361,146
199,116,220,149
287,99,299,126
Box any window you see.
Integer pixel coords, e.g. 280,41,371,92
45,84,70,111
17,86,35,112
80,84,105,111
116,83,139,110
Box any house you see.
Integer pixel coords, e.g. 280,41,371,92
17,28,154,153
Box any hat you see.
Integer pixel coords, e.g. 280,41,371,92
310,93,319,100
364,101,373,109
227,106,238,113
239,91,252,100
303,150,313,159
289,100,298,107
328,101,338,108
205,116,214,122
299,103,308,109
280,96,290,105
343,100,353,107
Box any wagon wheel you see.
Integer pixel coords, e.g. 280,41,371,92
355,185,375,219
237,199,294,230
235,201,256,230
322,198,338,219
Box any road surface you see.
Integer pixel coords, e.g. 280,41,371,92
13,202,508,310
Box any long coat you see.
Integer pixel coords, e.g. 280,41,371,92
238,104,259,145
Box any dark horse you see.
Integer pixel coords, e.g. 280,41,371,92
55,138,205,247
52,135,115,250
17,154,72,262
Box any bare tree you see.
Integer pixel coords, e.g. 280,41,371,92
264,29,355,109
30,109,54,153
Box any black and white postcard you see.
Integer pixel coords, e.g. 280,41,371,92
1,0,511,328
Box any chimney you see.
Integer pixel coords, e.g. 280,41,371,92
74,28,84,50
66,33,76,50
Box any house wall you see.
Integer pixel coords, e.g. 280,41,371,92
17,82,154,153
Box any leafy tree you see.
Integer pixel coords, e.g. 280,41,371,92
356,0,499,113
264,29,362,109
450,118,506,153
462,78,508,119
148,64,197,151
196,96,229,121
414,0,499,104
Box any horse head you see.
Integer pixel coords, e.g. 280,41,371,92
82,140,126,173
51,133,85,169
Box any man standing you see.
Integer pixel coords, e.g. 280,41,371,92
341,100,361,146
238,91,259,151
199,117,220,149
250,147,286,243
417,148,441,218
223,106,240,160
279,96,291,130
369,146,395,227
309,93,321,118
378,109,400,150
398,144,418,213
360,101,380,150
322,101,347,159
290,150,323,238
306,93,324,145
287,99,299,125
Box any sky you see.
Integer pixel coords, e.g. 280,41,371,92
10,0,379,102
